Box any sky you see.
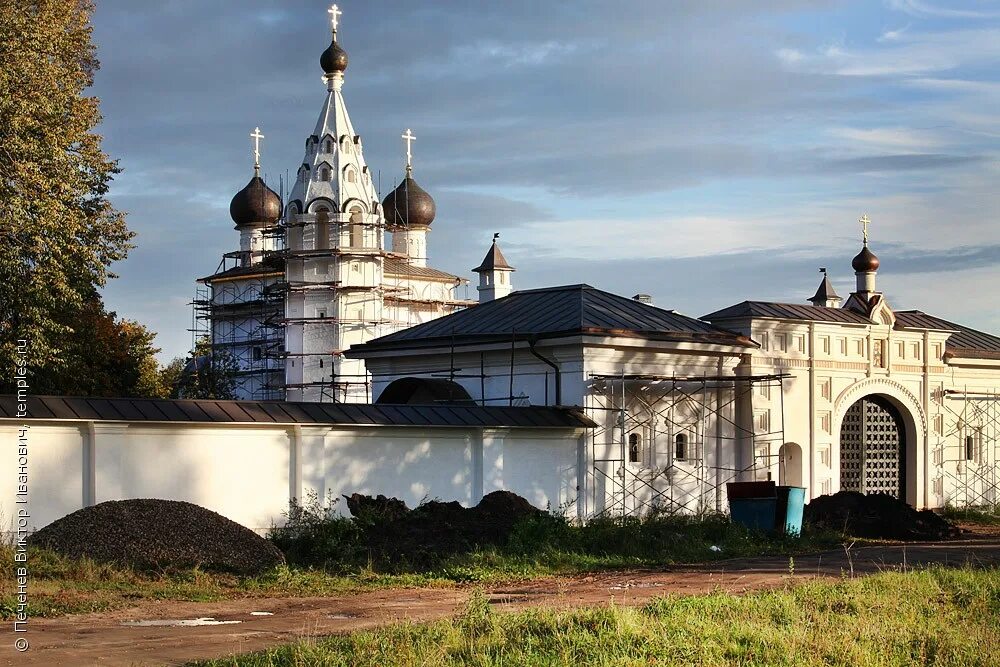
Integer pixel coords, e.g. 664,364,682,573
89,0,1000,362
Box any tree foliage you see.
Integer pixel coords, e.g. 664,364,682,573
175,338,239,400
0,1,134,384
29,296,167,398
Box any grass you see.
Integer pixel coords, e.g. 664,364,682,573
193,566,1000,667
941,505,1000,526
0,513,843,619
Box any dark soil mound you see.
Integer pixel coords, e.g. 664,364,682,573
29,499,285,575
804,491,961,541
344,490,545,565
343,493,409,523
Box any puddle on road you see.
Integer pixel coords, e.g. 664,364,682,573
249,612,274,616
122,617,242,627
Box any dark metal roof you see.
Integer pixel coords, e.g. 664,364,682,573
383,257,462,282
473,240,514,273
349,284,754,354
808,275,840,304
701,301,872,324
702,301,873,324
895,311,1000,360
0,395,595,428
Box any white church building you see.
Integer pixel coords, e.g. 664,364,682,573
3,7,999,533
197,8,472,403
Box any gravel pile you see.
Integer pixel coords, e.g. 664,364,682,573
804,491,961,541
29,499,285,575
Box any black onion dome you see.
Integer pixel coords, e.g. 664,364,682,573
230,175,281,227
320,39,348,75
382,176,436,228
852,245,880,272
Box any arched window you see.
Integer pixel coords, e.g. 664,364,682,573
323,138,333,153
628,433,641,463
345,166,357,183
675,433,688,461
349,206,363,247
315,209,330,249
341,137,353,154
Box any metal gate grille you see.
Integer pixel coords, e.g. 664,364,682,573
840,396,905,498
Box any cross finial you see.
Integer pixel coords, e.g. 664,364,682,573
859,213,871,245
328,4,342,36
401,128,416,175
250,127,265,173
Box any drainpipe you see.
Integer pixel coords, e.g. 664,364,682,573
527,336,561,406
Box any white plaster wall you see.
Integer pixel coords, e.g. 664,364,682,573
0,424,83,531
317,428,475,510
95,425,291,533
495,433,580,515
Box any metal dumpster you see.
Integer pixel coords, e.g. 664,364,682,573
727,481,777,532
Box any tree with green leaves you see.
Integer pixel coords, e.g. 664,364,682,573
175,337,240,400
0,1,134,388
30,296,167,398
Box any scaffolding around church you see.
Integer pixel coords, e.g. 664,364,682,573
586,372,788,518
938,388,1000,508
193,249,286,400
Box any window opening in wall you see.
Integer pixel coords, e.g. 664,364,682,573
675,433,688,461
317,309,327,320
966,435,975,461
628,433,641,463
319,359,324,369
350,207,363,247
252,347,262,361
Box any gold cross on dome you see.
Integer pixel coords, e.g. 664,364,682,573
401,128,416,173
250,127,264,169
328,4,342,34
859,213,871,244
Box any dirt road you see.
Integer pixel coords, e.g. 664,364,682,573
8,531,1000,667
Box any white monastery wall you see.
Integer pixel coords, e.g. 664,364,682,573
3,420,588,533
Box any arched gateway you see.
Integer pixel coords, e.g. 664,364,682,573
839,395,906,498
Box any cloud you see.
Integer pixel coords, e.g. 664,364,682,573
776,27,1000,77
828,126,944,150
81,0,1000,361
822,153,985,173
887,0,1000,20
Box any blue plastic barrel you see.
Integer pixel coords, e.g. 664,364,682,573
775,486,806,536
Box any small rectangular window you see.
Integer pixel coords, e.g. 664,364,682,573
252,347,262,361
966,435,975,461
628,433,641,463
675,433,688,461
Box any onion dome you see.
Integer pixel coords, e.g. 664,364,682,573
382,175,436,228
852,245,880,272
320,39,348,75
229,174,281,227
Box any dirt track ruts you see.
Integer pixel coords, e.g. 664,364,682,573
8,527,1000,667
